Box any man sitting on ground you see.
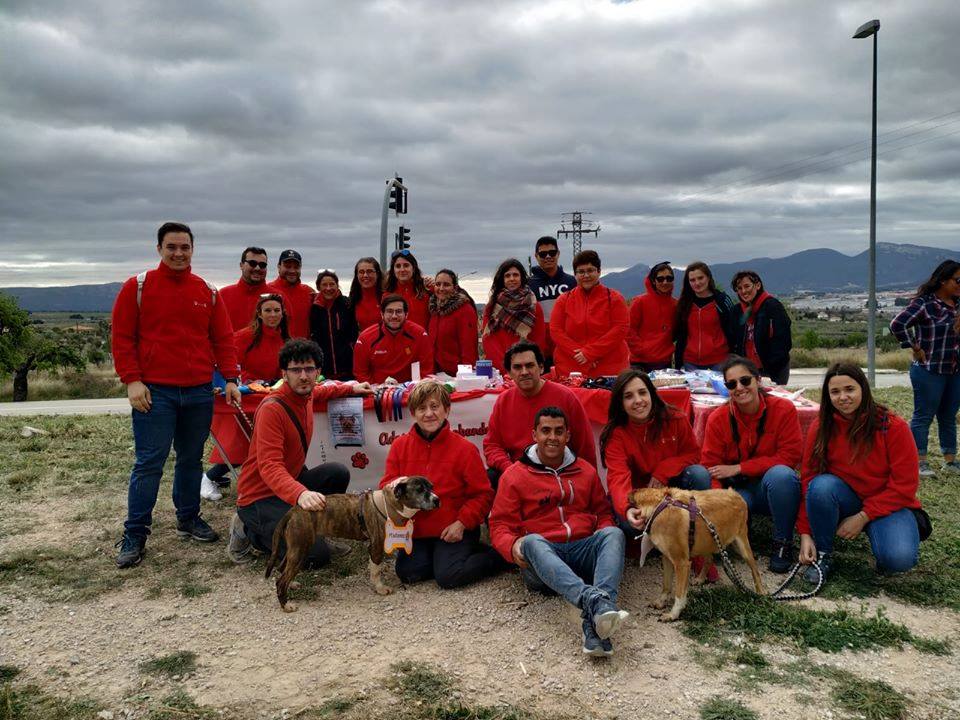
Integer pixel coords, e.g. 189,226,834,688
352,294,433,384
228,338,372,565
483,340,596,488
489,407,628,658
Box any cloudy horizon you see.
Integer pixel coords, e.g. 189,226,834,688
3,0,960,298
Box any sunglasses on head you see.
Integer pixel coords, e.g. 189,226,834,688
391,249,412,259
724,375,755,390
244,259,268,269
537,249,558,259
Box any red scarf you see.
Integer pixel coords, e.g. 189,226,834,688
740,291,771,326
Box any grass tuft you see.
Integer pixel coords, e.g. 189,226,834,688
139,651,198,678
0,682,100,720
0,546,125,602
0,667,20,683
179,581,212,598
699,696,759,720
146,689,216,720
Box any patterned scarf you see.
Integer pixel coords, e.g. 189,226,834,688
485,287,536,337
429,290,470,317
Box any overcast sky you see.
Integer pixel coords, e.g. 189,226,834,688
2,0,959,295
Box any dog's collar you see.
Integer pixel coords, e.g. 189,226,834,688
372,489,416,525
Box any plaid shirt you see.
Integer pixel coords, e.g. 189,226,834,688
889,294,959,374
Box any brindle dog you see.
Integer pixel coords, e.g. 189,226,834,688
265,476,439,611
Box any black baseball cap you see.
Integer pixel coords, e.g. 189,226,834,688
278,249,302,264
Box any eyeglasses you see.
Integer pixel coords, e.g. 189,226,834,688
575,267,599,276
724,376,755,390
383,308,406,316
244,260,268,269
655,275,675,283
537,249,558,259
285,366,318,375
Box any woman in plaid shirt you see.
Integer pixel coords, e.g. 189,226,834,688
890,260,960,476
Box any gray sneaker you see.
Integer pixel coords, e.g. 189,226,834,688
918,461,935,478
589,594,630,640
226,513,252,564
943,460,960,474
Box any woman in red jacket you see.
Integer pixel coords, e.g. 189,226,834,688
674,261,737,371
701,356,802,573
349,257,383,331
481,259,545,373
383,250,431,329
379,380,503,588
203,293,289,500
627,262,677,371
550,250,630,378
798,362,924,583
428,268,479,374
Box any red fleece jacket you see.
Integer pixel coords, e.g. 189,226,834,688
482,380,597,472
701,394,802,487
480,302,546,373
267,277,314,339
550,284,630,377
234,325,285,382
111,263,239,386
379,422,493,538
236,381,357,507
682,300,729,366
797,412,921,534
489,451,614,563
353,287,382,331
627,276,677,365
604,413,701,516
352,321,434,384
429,301,479,375
388,282,431,329
219,278,267,333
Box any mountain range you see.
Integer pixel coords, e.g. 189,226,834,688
2,242,957,312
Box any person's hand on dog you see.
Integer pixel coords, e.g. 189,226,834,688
708,464,741,480
297,490,327,511
350,381,374,395
440,520,465,543
127,381,152,413
225,381,241,408
798,534,817,564
626,507,646,531
511,537,528,568
836,511,868,540
648,477,664,489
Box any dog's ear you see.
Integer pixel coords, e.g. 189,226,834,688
393,479,408,500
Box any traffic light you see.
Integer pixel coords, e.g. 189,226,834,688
388,178,407,215
396,226,411,251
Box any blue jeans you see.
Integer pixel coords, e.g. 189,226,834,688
124,383,214,538
520,526,625,609
735,465,801,543
682,362,723,372
908,363,960,456
804,474,919,573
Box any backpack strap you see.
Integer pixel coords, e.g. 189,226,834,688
262,396,309,456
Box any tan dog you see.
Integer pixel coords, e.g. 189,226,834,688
265,476,439,611
628,487,763,621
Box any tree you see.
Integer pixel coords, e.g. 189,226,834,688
0,293,86,401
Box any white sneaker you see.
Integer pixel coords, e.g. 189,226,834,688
200,473,223,501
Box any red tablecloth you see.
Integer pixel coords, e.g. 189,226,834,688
690,395,820,446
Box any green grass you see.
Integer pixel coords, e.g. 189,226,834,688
0,667,20,683
139,651,198,678
0,546,127,602
0,681,101,720
146,689,217,720
699,697,759,720
830,678,908,720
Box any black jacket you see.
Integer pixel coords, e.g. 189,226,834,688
731,296,792,377
674,290,739,368
309,296,359,380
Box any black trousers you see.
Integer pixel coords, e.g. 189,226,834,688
237,462,350,568
207,463,231,484
394,528,506,589
486,467,502,492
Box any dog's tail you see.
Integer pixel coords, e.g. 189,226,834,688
264,508,294,579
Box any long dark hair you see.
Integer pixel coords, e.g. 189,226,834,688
434,268,476,306
810,362,889,473
384,250,427,297
349,257,383,306
599,370,678,467
916,260,960,298
485,258,529,321
675,261,718,339
248,293,290,352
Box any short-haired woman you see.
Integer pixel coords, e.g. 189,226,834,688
674,261,737,371
701,356,802,573
798,362,924,583
310,270,358,380
550,249,630,377
730,270,792,385
627,261,677,372
890,259,960,476
379,381,503,588
349,257,384,331
428,268,479,375
384,249,431,329
481,259,545,373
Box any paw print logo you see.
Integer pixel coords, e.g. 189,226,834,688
351,452,370,469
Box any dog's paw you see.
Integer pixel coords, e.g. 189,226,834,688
658,612,680,622
374,585,393,596
281,602,299,613
649,595,669,609
288,580,301,591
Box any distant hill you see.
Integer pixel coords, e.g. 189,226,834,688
0,282,123,312
601,242,959,297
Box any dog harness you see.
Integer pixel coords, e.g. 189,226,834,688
641,494,699,552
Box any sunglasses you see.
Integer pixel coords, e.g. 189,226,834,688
391,249,412,259
537,249,559,259
724,376,755,390
244,260,268,269
655,275,675,283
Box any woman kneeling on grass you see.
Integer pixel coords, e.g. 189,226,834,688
797,362,925,583
379,380,504,588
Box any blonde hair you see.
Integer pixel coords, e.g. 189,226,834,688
407,380,451,415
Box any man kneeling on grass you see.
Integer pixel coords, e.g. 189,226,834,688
489,407,629,657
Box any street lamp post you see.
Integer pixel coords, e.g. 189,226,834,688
854,18,880,386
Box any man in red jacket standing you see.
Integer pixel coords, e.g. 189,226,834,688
267,249,314,339
111,222,241,569
352,294,433,384
489,407,628,658
219,246,268,332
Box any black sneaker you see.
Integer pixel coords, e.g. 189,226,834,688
802,552,832,585
769,539,794,574
115,533,146,569
176,515,219,543
226,513,252,564
581,618,613,657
